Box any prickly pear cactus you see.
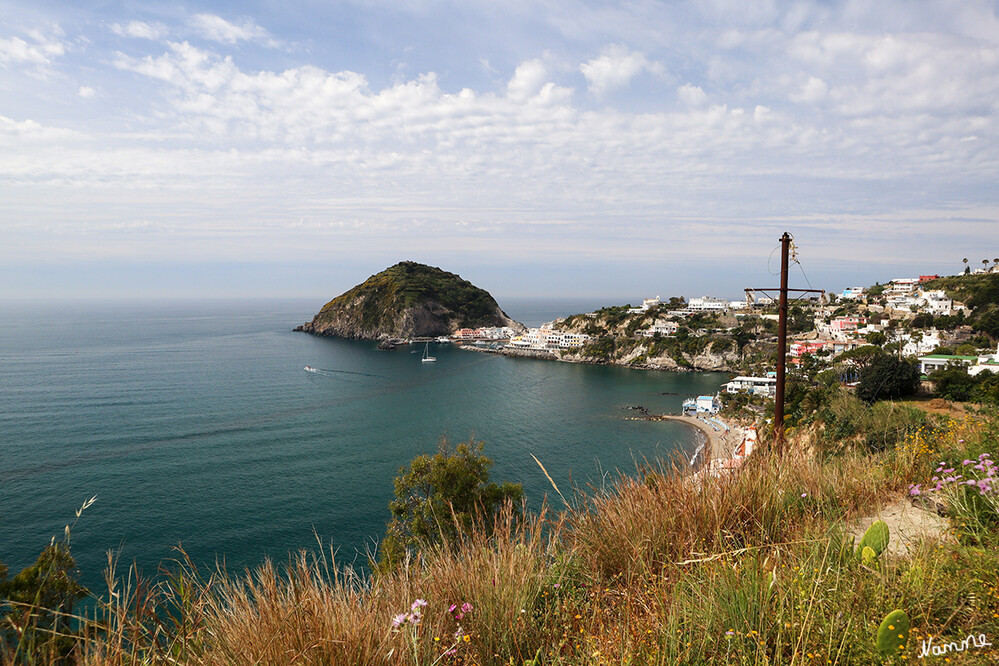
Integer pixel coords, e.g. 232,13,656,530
857,520,890,558
876,609,909,656
861,546,877,565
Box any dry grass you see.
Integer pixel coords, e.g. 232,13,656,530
7,410,998,665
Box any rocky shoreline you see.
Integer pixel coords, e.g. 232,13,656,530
456,342,742,374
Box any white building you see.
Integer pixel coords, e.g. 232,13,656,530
885,278,919,298
640,320,679,338
917,289,954,315
969,343,999,377
840,287,865,300
918,354,977,375
687,296,729,312
628,296,661,314
724,376,777,396
508,328,590,350
901,331,941,357
682,395,721,414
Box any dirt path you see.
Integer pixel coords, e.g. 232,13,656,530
846,495,954,557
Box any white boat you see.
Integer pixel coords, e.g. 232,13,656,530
421,343,437,363
304,365,319,373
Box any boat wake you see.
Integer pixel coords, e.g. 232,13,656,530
304,366,381,378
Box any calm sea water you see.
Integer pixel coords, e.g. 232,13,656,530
0,299,727,590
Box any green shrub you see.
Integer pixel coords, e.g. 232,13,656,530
377,438,523,572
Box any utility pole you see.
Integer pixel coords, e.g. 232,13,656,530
747,232,823,450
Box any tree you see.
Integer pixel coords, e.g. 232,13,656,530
932,366,979,402
377,438,523,571
836,344,884,371
866,331,887,347
857,354,920,403
1,544,87,662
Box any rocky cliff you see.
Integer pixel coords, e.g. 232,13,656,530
296,262,524,340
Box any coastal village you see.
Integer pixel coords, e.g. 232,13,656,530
426,262,999,476
443,262,999,385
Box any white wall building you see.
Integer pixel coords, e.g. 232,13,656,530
724,376,777,396
640,320,679,338
508,328,590,350
628,296,661,314
687,296,729,312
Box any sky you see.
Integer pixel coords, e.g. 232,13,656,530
1,0,998,303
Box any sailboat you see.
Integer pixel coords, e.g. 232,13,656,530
421,342,437,363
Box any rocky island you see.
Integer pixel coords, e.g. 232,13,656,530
295,261,524,340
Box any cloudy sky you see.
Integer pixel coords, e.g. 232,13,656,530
2,0,998,301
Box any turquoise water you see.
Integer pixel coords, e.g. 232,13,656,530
0,299,727,589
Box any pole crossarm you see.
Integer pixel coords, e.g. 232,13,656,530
746,288,825,293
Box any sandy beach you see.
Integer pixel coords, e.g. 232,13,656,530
650,414,744,464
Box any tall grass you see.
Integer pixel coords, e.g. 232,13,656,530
6,408,998,664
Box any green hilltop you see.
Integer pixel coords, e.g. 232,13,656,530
296,261,522,340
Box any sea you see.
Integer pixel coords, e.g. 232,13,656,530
0,298,728,591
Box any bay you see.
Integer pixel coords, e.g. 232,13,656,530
0,298,727,590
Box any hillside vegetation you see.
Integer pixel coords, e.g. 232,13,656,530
552,303,778,373
925,273,999,336
297,262,522,339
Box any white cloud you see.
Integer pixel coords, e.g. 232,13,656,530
0,32,65,68
678,83,708,106
111,21,167,40
789,76,828,103
506,59,549,101
5,4,999,287
580,45,654,96
189,14,277,47
77,86,96,98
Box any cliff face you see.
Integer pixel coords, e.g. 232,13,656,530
558,345,745,371
296,261,524,340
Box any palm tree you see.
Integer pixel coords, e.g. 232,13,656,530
963,257,969,274
984,259,990,272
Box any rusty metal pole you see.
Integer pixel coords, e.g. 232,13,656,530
774,232,791,449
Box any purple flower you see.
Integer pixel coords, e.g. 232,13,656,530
966,480,977,486
392,613,408,628
448,604,458,614
980,453,991,459
963,459,974,466
411,599,428,612
801,492,808,498
461,602,473,614
909,484,922,496
943,468,955,474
